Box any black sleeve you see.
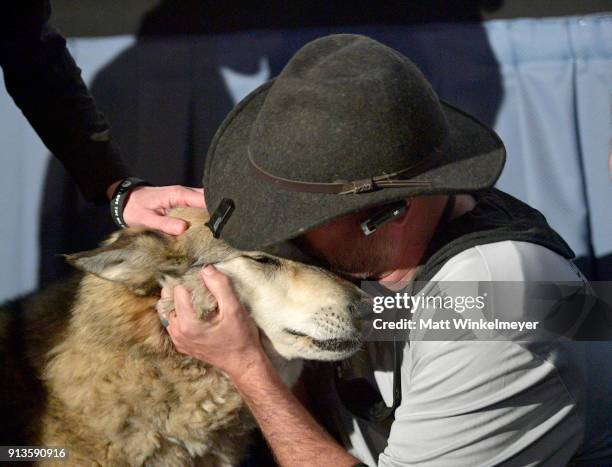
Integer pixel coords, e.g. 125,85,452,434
0,1,130,204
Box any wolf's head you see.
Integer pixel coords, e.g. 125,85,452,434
67,208,363,361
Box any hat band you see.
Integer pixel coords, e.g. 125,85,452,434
248,149,434,195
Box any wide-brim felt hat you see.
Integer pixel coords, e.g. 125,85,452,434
203,34,505,251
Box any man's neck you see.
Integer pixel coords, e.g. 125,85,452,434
376,194,476,286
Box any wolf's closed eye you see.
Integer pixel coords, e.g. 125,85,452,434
245,255,281,267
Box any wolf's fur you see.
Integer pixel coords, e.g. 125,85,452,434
0,208,362,466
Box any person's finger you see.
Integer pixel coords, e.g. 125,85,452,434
194,187,207,210
161,286,172,299
158,216,188,235
123,189,187,231
159,315,170,328
173,285,199,323
200,265,241,311
156,288,173,327
174,186,206,209
164,186,206,210
136,211,188,235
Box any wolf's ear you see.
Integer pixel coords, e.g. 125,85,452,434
66,231,189,295
66,245,139,283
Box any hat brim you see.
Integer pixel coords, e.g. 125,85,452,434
204,80,505,251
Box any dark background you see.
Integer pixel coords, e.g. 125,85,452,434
37,1,612,286
49,0,612,36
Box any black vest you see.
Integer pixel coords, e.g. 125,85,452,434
322,188,576,427
418,188,574,282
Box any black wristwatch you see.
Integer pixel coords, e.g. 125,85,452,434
109,177,152,228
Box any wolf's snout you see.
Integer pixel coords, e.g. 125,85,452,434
347,303,359,316
348,296,374,318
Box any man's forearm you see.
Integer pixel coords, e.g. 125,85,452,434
229,350,360,467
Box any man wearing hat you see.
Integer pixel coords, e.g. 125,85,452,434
162,35,612,465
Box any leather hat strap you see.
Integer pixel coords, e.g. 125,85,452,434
248,150,434,195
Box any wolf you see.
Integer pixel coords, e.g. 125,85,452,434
0,207,363,466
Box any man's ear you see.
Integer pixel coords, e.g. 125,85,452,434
65,231,188,295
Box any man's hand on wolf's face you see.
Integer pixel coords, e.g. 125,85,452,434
161,268,360,467
162,265,266,376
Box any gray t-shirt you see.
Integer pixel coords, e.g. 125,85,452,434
326,240,612,466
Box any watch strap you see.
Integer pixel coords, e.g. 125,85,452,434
110,177,152,228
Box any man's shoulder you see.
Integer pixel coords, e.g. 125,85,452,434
432,239,583,282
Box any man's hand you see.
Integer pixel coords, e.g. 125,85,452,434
107,181,206,235
162,265,265,376
158,266,359,467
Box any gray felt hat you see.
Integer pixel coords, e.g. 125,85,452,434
203,34,505,251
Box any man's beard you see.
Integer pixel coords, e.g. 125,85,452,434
317,236,397,281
